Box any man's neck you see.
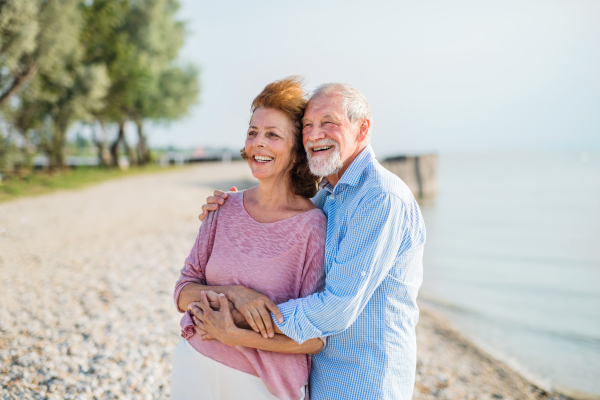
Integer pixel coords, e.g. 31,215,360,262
326,144,368,188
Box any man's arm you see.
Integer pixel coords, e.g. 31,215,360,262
191,293,322,354
180,282,283,338
273,194,425,343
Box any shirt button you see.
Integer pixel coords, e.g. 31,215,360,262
361,271,366,277
329,194,335,200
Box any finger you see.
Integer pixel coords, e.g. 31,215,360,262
208,195,223,204
250,307,268,338
229,186,238,192
257,306,275,338
218,294,233,320
198,210,208,222
206,291,221,310
199,291,212,313
201,203,220,212
214,190,227,198
242,308,259,333
189,303,204,321
264,299,284,324
193,316,206,330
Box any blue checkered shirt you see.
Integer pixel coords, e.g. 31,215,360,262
274,145,425,400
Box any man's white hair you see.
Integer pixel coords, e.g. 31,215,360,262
310,83,373,143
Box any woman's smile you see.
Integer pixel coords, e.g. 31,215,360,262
253,155,274,163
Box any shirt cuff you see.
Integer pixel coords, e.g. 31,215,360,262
272,298,323,344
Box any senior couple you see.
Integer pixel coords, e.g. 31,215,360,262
172,77,425,400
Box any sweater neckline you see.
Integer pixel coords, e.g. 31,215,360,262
237,190,319,225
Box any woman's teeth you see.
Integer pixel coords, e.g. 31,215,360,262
254,155,274,163
313,146,333,152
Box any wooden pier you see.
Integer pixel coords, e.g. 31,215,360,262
380,154,438,199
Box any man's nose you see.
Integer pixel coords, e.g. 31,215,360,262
304,126,325,144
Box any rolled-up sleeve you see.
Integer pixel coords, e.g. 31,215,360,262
173,210,218,312
274,193,419,344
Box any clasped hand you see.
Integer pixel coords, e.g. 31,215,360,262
189,286,283,341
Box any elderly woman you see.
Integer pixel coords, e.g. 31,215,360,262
171,77,326,400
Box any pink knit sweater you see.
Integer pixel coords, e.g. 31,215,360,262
174,191,326,400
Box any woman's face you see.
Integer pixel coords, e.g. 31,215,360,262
245,108,296,182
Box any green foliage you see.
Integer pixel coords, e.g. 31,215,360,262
0,0,199,175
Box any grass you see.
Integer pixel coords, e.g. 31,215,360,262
0,164,189,203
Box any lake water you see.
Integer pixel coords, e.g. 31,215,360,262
418,151,600,395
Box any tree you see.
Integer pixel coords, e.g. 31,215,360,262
0,0,39,106
81,0,199,166
8,0,109,169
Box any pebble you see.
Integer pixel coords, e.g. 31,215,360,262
0,163,575,399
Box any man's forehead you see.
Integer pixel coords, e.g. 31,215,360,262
305,94,343,117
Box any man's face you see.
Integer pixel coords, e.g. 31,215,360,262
302,94,360,177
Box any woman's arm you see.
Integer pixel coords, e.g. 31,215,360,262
180,283,282,338
190,293,323,355
175,207,281,338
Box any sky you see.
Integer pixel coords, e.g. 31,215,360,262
146,0,600,157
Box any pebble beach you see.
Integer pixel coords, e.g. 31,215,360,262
0,162,575,399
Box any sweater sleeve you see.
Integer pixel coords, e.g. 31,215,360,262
298,214,327,299
173,209,219,312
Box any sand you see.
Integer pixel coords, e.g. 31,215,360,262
0,162,575,399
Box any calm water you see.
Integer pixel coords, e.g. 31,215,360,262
418,151,600,395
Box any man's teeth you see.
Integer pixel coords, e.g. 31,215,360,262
313,146,333,152
254,155,274,162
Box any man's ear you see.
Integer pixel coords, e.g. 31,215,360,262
357,118,370,142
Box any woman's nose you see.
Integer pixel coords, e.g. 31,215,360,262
253,133,267,147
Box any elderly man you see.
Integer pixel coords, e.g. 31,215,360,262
195,83,425,400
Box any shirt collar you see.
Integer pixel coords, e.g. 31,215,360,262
319,145,375,193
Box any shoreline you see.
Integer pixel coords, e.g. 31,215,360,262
416,304,598,400
0,163,595,399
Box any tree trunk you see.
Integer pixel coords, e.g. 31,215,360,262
50,127,67,170
136,119,149,165
110,121,125,168
110,121,136,168
93,122,112,168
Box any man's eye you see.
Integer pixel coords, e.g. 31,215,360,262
248,131,257,137
303,123,312,128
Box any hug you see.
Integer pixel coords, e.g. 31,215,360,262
172,77,425,400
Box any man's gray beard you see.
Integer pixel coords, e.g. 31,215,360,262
306,140,343,177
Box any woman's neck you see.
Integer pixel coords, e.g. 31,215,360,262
251,176,297,210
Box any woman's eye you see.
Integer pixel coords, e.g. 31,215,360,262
268,132,279,138
248,131,257,137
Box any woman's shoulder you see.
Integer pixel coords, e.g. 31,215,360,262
295,206,326,234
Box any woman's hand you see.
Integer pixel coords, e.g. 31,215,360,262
228,285,283,339
189,292,250,346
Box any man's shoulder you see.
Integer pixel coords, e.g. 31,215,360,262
358,161,417,205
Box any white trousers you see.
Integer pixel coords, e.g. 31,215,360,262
171,339,305,400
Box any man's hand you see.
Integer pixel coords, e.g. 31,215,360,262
189,292,249,345
198,187,237,222
228,285,283,339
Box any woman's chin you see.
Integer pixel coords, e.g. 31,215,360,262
250,166,275,180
